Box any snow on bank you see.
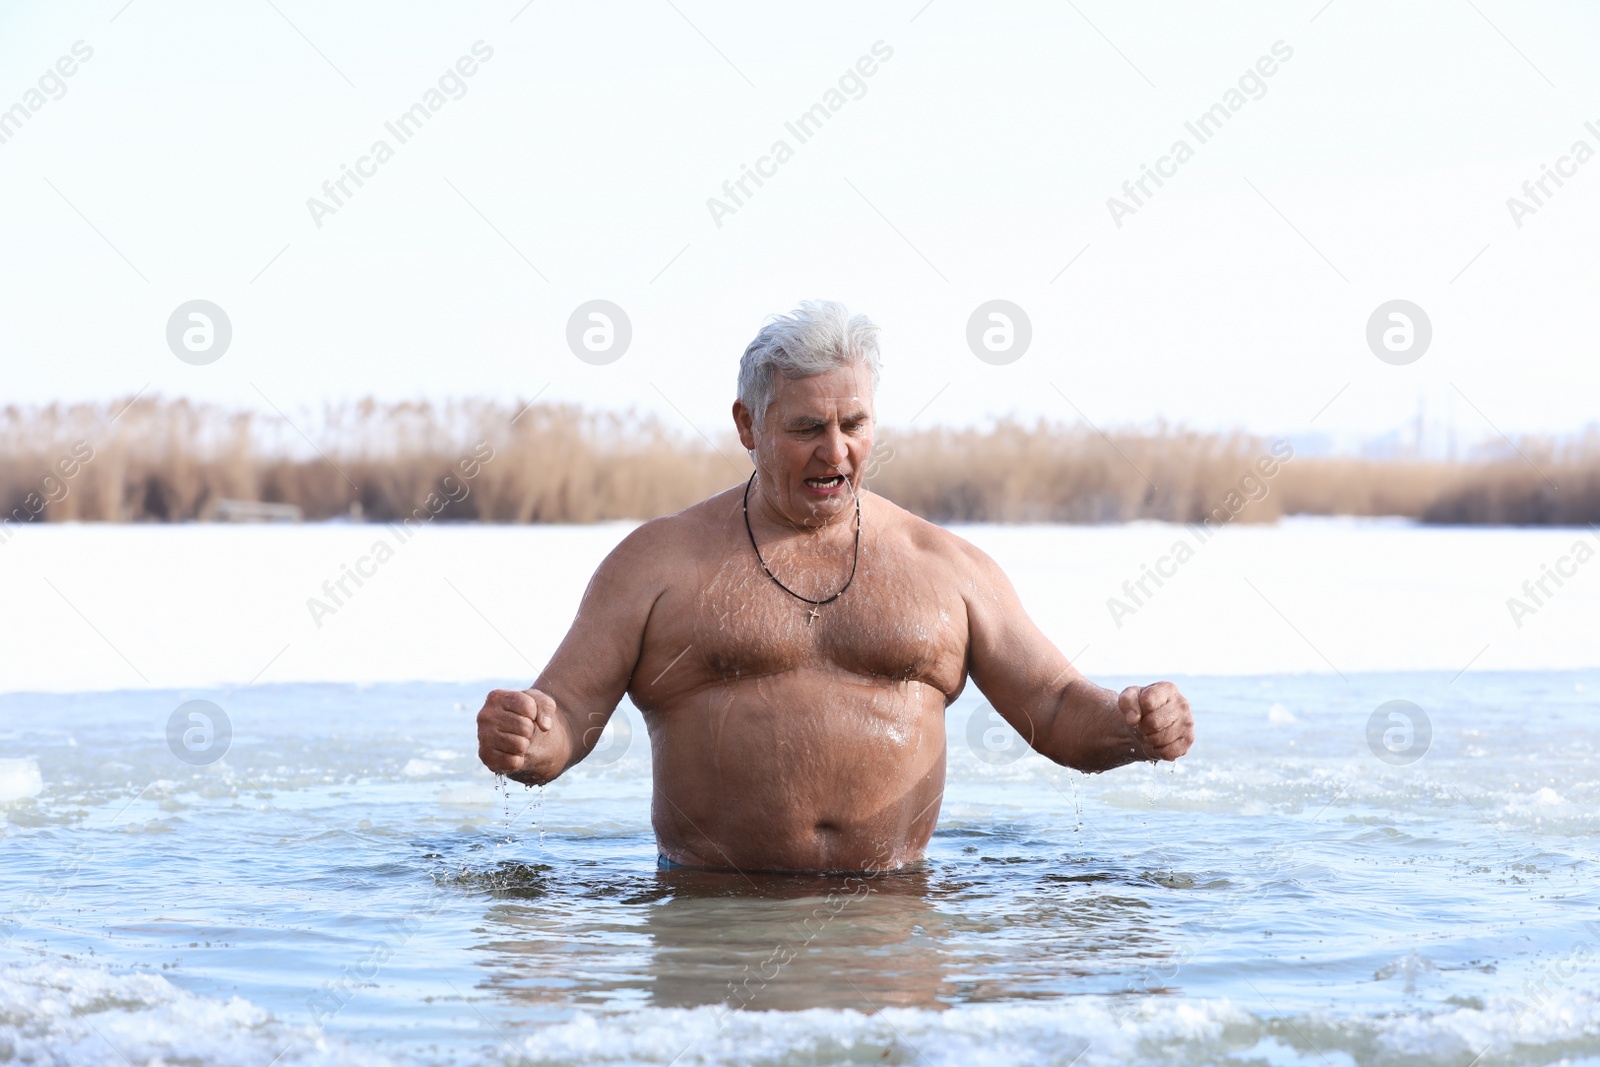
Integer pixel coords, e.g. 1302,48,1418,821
0,518,1595,694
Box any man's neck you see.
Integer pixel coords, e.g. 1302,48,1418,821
749,485,859,544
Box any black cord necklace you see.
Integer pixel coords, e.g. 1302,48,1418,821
742,470,861,625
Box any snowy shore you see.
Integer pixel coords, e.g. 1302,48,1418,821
1,517,1595,693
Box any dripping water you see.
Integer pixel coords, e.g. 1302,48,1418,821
494,772,515,851
529,780,546,850
1068,769,1083,833
493,772,546,849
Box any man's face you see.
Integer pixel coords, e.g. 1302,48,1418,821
735,361,875,527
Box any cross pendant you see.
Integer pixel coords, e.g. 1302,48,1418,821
806,605,822,625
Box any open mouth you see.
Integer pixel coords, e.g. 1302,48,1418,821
803,474,847,490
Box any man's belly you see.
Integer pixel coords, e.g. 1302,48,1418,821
639,668,948,872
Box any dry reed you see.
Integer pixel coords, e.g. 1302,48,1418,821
1,396,1596,527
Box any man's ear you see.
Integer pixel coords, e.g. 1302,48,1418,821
732,400,757,450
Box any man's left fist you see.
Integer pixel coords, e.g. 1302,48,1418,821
1118,682,1194,761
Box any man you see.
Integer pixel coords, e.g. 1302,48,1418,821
477,300,1194,873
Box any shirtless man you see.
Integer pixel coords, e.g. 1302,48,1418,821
476,300,1194,873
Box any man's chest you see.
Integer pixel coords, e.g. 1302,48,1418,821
642,549,969,697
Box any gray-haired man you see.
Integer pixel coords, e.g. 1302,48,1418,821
476,299,1193,872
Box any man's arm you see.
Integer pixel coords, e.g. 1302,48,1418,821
957,537,1194,772
476,520,666,785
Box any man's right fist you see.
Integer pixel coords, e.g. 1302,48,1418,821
476,687,560,779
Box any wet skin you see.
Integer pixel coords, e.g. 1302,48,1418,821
476,362,1195,873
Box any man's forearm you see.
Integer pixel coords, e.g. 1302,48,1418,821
1040,679,1152,773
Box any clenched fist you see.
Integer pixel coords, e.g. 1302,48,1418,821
476,687,563,782
1118,682,1194,762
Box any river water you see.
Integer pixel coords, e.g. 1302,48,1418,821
2,670,1597,1065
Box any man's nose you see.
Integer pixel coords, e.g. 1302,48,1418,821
816,427,848,467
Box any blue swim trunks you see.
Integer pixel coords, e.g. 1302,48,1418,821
657,853,693,870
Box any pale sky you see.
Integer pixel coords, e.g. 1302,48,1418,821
2,0,1597,450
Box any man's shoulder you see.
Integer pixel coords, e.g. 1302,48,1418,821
866,493,1001,582
582,487,739,614
607,484,740,563
866,492,979,562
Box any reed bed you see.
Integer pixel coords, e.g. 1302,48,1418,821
1,396,1596,526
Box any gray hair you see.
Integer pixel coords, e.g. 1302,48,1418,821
737,300,881,427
